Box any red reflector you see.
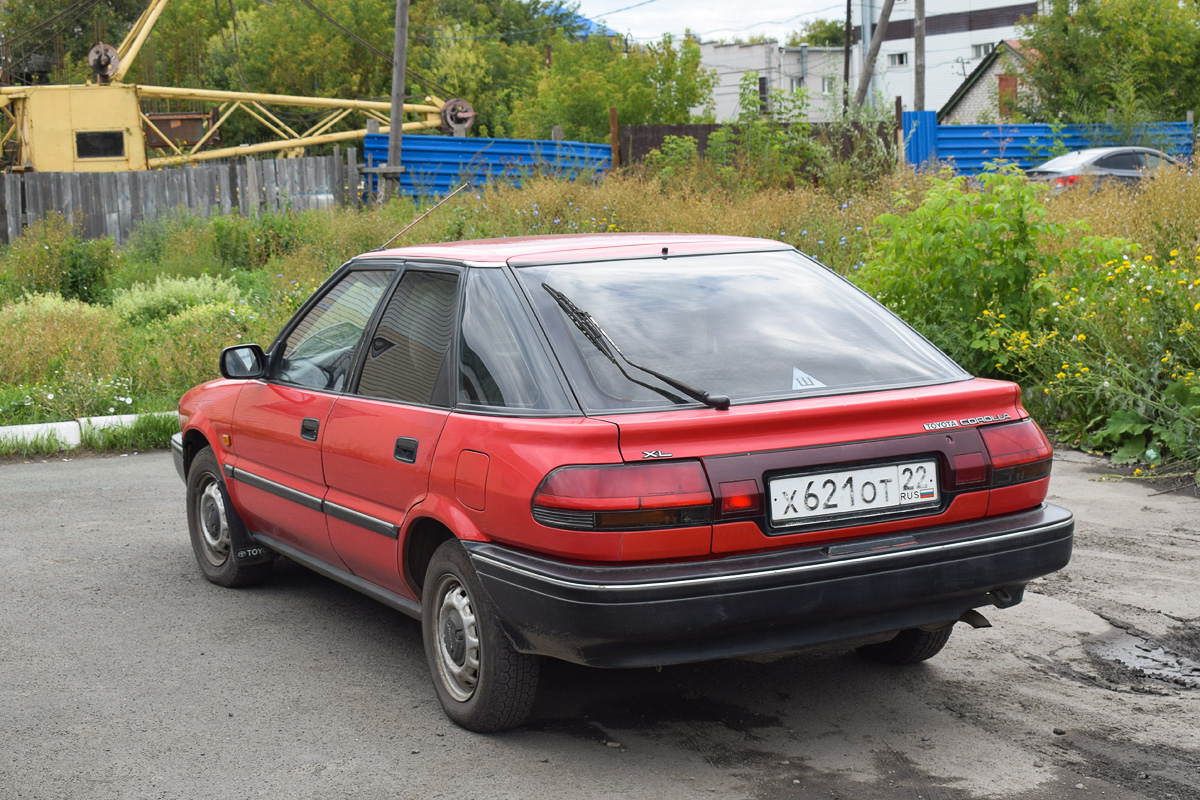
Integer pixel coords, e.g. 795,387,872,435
718,479,761,515
952,451,988,487
534,461,713,512
981,419,1052,469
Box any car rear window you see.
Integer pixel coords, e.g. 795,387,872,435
517,250,967,413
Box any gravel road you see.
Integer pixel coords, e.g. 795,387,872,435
2,450,1197,800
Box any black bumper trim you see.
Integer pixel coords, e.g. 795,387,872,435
466,503,1074,668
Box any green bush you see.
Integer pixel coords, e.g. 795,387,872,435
0,214,116,303
856,166,1128,376
110,275,242,326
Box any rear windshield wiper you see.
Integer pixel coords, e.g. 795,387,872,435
543,283,731,410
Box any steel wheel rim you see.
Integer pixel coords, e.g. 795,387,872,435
432,574,481,702
197,478,231,568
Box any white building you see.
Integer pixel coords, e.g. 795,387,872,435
855,0,1038,112
699,41,844,121
697,1,1040,121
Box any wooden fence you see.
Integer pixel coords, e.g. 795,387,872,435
0,152,358,245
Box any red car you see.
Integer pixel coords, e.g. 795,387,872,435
172,234,1073,732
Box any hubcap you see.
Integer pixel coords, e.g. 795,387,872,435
196,479,231,568
433,576,480,702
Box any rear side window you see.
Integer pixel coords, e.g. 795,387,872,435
458,269,574,413
517,250,967,413
1095,152,1139,170
357,270,459,406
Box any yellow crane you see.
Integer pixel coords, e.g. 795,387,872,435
0,0,475,172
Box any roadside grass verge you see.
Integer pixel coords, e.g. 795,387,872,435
0,430,66,459
79,414,179,451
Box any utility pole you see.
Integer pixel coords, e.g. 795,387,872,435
842,0,851,116
383,0,410,201
854,0,895,108
914,0,925,111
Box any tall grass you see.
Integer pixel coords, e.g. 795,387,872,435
1,167,1198,472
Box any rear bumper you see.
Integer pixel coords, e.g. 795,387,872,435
466,503,1074,668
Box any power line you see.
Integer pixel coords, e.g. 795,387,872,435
292,0,455,98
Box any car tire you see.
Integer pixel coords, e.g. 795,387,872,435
422,539,540,732
856,626,953,665
186,447,273,588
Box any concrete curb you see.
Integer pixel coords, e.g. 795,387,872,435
0,412,176,449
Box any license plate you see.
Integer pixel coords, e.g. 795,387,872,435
769,460,939,526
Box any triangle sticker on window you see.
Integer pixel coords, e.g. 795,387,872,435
793,368,827,390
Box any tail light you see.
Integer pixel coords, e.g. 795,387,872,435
1054,174,1080,188
533,460,713,531
981,419,1053,486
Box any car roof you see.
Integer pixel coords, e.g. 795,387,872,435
359,233,789,267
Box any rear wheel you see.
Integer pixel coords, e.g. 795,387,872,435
422,540,539,732
856,626,953,664
186,447,272,588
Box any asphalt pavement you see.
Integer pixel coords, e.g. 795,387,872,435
1,451,1197,800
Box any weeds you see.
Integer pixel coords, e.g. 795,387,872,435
0,430,66,458
79,413,178,451
2,167,1199,476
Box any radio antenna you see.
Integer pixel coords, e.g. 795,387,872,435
376,183,471,251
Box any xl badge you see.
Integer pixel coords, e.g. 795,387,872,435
642,450,673,459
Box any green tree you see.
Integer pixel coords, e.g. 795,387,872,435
1017,0,1200,122
785,18,845,48
0,0,145,82
511,34,716,141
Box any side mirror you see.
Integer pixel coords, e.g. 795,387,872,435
219,344,267,379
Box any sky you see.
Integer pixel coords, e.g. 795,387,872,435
571,0,849,44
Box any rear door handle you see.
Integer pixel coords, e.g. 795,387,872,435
394,437,418,464
300,418,320,441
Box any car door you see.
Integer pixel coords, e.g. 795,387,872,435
229,267,395,567
321,267,461,596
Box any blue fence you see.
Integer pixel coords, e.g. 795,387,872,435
903,111,1195,174
362,134,610,196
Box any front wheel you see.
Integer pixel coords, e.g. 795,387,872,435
856,626,953,664
422,540,539,732
186,447,272,588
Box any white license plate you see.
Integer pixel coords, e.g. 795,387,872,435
770,460,939,525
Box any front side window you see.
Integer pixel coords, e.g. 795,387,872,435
357,270,459,406
276,270,393,391
517,250,967,414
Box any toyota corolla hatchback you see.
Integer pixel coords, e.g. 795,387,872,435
172,233,1073,731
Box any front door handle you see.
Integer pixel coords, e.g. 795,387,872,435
394,437,418,464
300,417,320,441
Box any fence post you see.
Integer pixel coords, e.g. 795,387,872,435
347,147,358,207
244,156,260,217
608,108,620,168
1189,111,1196,163
895,96,905,165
